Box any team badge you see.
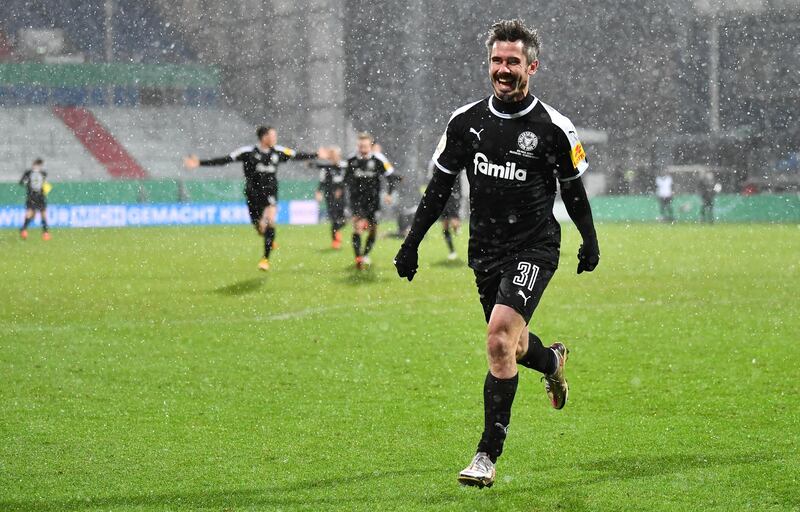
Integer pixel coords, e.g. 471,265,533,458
367,160,376,171
271,153,279,164
517,131,538,152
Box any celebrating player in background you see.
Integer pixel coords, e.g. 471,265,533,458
315,146,347,249
346,132,399,269
19,158,52,241
394,19,600,488
184,126,318,271
427,158,463,261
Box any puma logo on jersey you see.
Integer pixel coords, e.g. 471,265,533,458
517,290,531,306
473,152,527,181
470,127,484,141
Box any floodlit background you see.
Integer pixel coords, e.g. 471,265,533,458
0,0,798,215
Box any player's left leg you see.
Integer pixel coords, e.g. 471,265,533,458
505,263,568,409
256,202,277,271
665,197,674,222
262,204,278,253
40,208,51,240
442,218,456,259
363,218,378,258
352,216,365,268
330,197,345,249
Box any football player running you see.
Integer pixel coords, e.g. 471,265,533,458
394,19,600,488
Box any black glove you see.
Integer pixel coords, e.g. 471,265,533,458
394,243,419,281
577,241,600,274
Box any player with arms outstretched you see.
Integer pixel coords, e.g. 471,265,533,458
184,126,318,270
394,19,600,488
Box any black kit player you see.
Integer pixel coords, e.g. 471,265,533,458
315,146,347,249
394,19,600,487
346,132,399,269
427,158,463,261
19,158,52,241
184,126,318,271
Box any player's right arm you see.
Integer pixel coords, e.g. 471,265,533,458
183,146,251,169
394,114,469,281
19,170,30,187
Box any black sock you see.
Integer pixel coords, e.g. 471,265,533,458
41,217,48,232
477,372,518,463
264,227,275,258
443,228,454,252
352,233,362,256
364,232,376,255
517,332,556,375
21,217,31,230
333,218,345,233
331,225,337,240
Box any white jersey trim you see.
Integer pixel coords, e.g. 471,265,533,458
488,95,539,119
434,160,458,175
230,145,254,159
539,101,577,139
448,98,485,122
558,161,588,182
540,100,590,179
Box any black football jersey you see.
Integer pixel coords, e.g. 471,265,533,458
200,144,315,192
345,152,395,200
20,169,47,195
318,161,347,196
433,93,589,270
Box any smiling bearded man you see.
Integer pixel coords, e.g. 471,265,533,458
394,19,600,488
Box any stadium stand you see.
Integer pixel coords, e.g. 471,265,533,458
90,106,255,179
0,107,106,181
0,0,193,63
0,31,13,61
0,104,258,182
52,106,148,179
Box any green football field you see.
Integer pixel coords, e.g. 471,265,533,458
1,222,798,511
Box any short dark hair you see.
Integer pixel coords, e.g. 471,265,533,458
33,158,44,165
256,126,274,139
485,19,541,64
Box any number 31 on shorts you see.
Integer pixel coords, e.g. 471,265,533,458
512,262,539,291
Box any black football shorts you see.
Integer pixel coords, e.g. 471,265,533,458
25,192,46,211
474,258,555,324
351,192,379,223
245,188,277,225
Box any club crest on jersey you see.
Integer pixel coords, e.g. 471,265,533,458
367,160,376,171
473,152,527,181
270,153,280,164
517,131,538,152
